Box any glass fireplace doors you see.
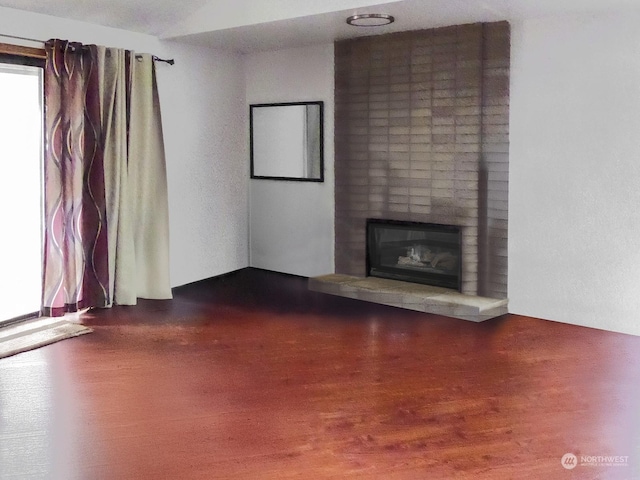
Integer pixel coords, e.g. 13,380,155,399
366,219,462,291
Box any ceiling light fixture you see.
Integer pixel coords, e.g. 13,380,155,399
346,13,395,27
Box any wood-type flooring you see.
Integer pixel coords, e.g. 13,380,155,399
0,268,638,479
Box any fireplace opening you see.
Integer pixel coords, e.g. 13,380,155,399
366,219,462,291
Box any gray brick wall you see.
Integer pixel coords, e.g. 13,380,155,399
335,22,510,298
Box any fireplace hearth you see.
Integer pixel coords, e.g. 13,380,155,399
366,219,462,291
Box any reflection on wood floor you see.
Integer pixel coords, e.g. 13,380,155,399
0,268,638,479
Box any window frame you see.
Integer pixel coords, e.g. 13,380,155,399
0,42,45,60
0,43,45,324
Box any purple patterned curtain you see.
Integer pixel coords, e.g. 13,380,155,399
42,39,110,316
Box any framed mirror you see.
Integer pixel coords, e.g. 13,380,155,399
250,101,324,182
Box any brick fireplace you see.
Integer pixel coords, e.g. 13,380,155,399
334,22,510,299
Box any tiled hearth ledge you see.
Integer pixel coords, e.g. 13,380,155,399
308,274,508,322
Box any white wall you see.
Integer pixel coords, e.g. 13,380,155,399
509,12,640,336
245,44,335,277
159,41,248,287
0,7,249,288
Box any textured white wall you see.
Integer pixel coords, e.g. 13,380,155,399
0,7,250,288
245,44,335,277
159,41,248,287
509,12,640,336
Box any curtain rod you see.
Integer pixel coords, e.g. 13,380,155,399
152,55,174,65
0,33,41,44
1,33,175,65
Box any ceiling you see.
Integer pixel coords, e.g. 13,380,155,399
1,0,640,53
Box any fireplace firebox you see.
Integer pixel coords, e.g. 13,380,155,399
366,219,462,291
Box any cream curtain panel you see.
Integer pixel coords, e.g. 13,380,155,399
97,47,172,305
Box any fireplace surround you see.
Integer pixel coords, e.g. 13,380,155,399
334,22,510,299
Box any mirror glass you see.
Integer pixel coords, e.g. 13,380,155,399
250,101,324,181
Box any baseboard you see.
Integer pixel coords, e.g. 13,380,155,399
171,267,310,294
171,267,252,293
247,267,309,280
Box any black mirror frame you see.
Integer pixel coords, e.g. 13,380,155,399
249,101,324,182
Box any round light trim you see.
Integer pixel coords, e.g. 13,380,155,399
346,13,395,27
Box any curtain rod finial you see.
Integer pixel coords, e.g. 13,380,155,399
152,55,175,65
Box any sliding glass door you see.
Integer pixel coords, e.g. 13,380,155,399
0,61,43,323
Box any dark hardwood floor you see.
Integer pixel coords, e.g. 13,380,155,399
0,268,638,479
